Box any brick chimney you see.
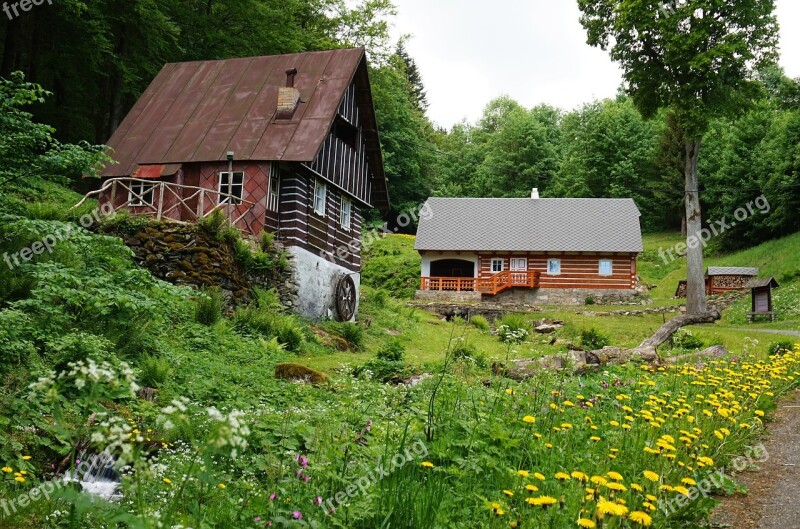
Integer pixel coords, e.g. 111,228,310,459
276,68,300,120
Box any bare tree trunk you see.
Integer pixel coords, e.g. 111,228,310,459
684,138,707,315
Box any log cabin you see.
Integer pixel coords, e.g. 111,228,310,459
414,192,644,304
90,48,389,321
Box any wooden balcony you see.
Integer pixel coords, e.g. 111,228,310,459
420,271,540,296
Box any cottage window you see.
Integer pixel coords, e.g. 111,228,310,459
129,181,154,206
599,259,613,276
219,171,244,205
313,179,327,216
268,168,280,212
340,196,352,231
547,258,561,275
491,258,504,273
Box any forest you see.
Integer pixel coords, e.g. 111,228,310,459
2,0,800,249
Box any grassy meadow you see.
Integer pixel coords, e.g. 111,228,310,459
0,179,799,528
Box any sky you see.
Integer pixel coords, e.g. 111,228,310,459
390,0,800,129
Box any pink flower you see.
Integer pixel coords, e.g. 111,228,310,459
302,475,311,482
313,496,323,505
292,511,303,519
269,493,277,501
254,517,261,522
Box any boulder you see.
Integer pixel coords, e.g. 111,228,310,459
274,363,329,385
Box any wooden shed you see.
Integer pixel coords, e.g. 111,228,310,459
746,277,779,322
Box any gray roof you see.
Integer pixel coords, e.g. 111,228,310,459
707,267,759,277
414,198,643,253
746,277,779,289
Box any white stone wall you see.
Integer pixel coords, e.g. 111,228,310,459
286,246,360,321
421,252,479,277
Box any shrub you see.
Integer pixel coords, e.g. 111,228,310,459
46,332,115,370
234,305,305,353
197,208,228,236
0,310,37,374
672,329,704,350
581,327,611,350
767,340,795,356
371,289,389,308
498,313,529,334
377,338,406,362
253,288,282,312
138,354,171,388
451,338,478,360
470,315,490,331
354,358,408,383
497,325,530,344
326,321,365,350
195,287,225,326
584,295,596,305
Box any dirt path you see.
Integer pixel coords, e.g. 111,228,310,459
710,391,800,528
715,327,800,338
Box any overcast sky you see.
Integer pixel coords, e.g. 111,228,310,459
390,1,800,129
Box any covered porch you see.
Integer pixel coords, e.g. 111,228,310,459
420,271,540,296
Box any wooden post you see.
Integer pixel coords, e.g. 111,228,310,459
198,190,205,220
110,180,118,209
157,182,165,220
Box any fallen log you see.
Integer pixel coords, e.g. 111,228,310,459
505,310,723,378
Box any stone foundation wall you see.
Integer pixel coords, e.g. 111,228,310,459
493,288,639,305
414,288,639,306
414,290,483,303
101,222,283,307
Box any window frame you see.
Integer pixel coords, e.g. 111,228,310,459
268,166,280,212
510,257,528,271
491,258,504,274
218,171,245,205
129,181,155,207
599,259,613,276
313,179,327,217
340,195,352,231
547,258,561,275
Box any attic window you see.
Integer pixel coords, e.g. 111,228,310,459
332,115,358,149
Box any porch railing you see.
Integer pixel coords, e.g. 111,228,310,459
73,178,258,229
420,271,540,296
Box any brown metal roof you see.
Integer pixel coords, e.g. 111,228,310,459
101,48,388,210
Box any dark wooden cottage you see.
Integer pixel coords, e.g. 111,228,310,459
91,48,389,320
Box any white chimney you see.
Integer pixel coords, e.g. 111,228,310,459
531,188,540,199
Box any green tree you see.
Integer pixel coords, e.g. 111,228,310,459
578,0,779,314
0,72,108,190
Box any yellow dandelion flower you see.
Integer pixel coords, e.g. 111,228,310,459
555,472,571,481
526,495,558,506
1,467,12,473
163,478,172,484
14,476,25,483
607,482,627,492
630,511,653,526
518,470,530,478
503,489,514,497
218,483,226,489
523,415,536,424
606,471,623,481
21,456,31,461
571,471,588,481
525,484,539,492
421,461,434,468
590,475,608,486
534,472,546,481
631,483,643,492
643,471,660,482
578,518,596,528
681,477,697,486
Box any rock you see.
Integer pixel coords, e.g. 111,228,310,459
535,324,558,334
274,363,329,384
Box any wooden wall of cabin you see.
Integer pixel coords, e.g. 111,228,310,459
277,168,362,272
477,253,637,290
305,82,373,207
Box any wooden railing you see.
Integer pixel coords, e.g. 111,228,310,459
420,271,540,296
73,178,258,229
